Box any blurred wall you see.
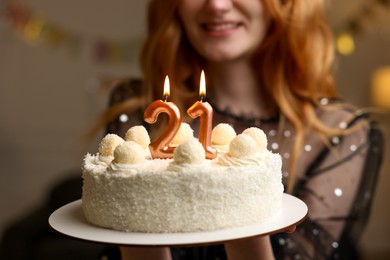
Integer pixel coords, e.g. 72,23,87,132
0,0,147,236
0,0,389,259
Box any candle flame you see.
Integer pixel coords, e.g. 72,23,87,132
200,70,206,98
163,75,170,99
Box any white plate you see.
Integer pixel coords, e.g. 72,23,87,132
49,193,307,247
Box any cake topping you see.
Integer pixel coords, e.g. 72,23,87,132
98,134,124,157
211,123,236,145
228,134,258,158
218,127,270,166
113,141,145,164
242,127,268,151
171,123,194,146
125,125,150,149
172,138,205,165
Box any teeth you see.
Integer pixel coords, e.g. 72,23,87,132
204,23,237,32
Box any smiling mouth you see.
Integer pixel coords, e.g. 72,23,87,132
202,22,241,32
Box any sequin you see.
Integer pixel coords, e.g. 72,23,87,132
332,136,340,145
284,153,290,159
312,229,319,235
284,130,291,137
334,188,343,197
339,121,347,129
283,171,289,178
320,98,329,105
119,114,129,123
332,242,339,248
350,144,357,151
304,145,312,152
269,129,277,136
271,142,279,150
278,238,286,245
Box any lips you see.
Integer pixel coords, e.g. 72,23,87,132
201,22,241,33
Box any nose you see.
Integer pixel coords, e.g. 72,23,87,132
206,0,233,13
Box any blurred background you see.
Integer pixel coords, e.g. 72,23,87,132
0,0,389,259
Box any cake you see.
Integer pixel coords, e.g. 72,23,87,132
82,123,284,233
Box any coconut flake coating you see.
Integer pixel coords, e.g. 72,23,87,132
82,151,283,233
172,138,205,165
211,123,236,145
113,141,145,164
229,134,258,158
98,134,124,157
171,123,194,146
242,127,268,151
125,125,150,149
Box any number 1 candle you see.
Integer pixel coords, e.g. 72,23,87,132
187,71,217,159
144,76,182,159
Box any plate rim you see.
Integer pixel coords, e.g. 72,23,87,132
49,193,308,247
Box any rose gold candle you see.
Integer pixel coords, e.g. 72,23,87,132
144,76,182,159
187,71,217,159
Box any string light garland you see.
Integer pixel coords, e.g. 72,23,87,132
335,0,390,55
0,1,389,61
0,1,142,64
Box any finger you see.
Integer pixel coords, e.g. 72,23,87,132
285,225,296,233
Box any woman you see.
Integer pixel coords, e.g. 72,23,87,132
99,0,383,259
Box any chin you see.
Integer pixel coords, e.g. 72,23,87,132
197,44,250,63
199,49,240,62
207,53,247,63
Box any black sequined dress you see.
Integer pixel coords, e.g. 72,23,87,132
106,79,384,260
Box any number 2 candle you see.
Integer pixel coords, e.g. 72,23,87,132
144,76,182,159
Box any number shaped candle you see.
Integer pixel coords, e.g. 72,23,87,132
144,76,182,159
187,71,217,159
